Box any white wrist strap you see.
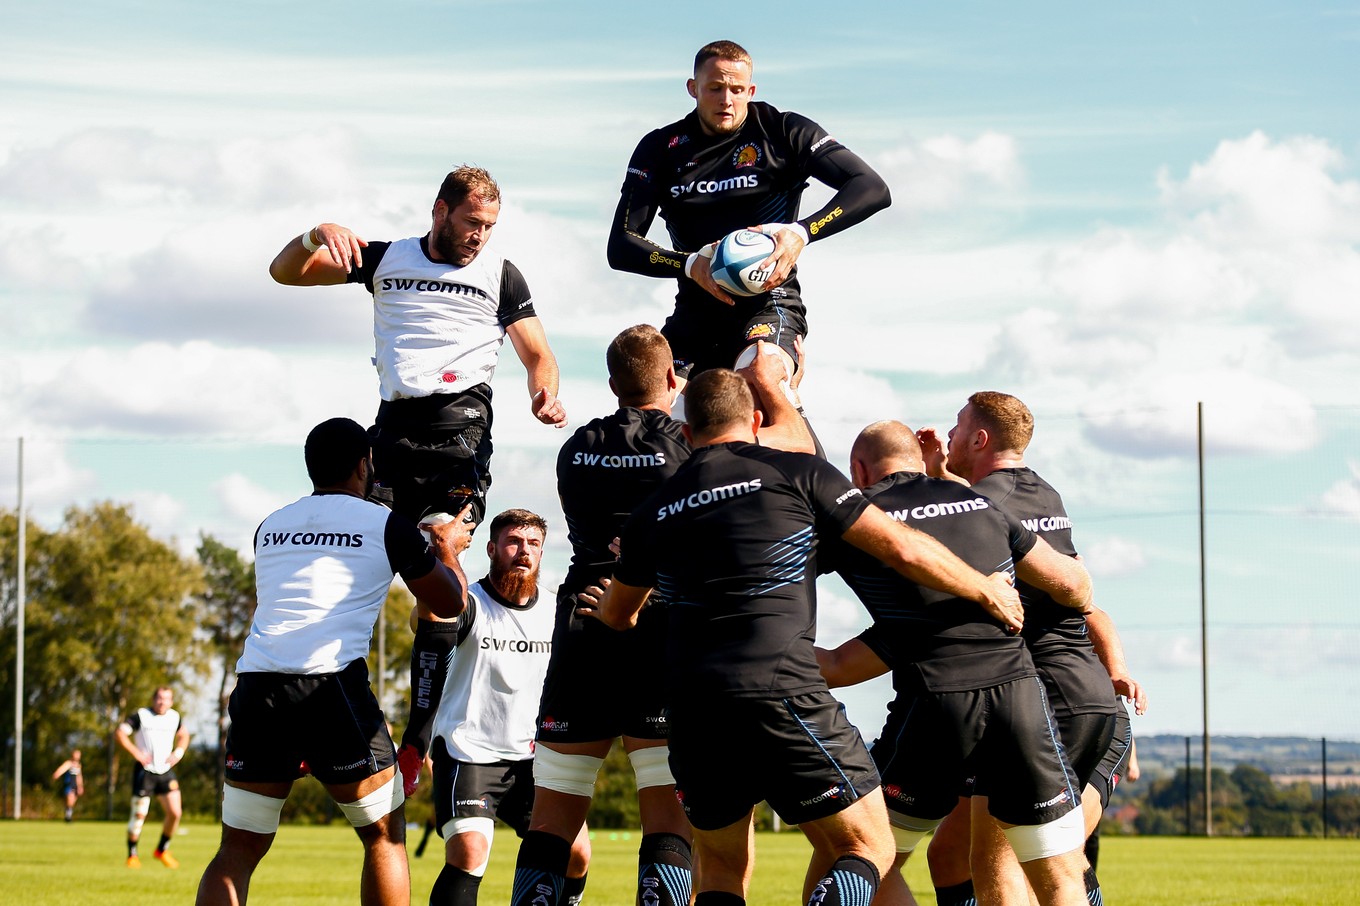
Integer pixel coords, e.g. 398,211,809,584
683,242,716,279
760,222,809,245
301,228,322,252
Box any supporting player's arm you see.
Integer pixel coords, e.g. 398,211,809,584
1086,605,1147,715
842,506,1024,631
815,637,889,689
1014,537,1094,613
507,316,568,428
269,223,368,285
740,341,814,454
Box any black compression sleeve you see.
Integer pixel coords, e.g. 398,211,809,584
606,188,689,279
798,147,892,242
401,619,461,756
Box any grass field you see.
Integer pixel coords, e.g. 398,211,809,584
2,820,1357,904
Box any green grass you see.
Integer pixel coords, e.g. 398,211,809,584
2,821,1357,904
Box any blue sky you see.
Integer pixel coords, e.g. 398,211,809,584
3,2,1359,741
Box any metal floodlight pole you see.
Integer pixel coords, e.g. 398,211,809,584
13,437,25,820
1198,402,1212,836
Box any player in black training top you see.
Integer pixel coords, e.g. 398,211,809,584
508,325,693,906
925,391,1145,906
607,39,891,385
590,370,1024,906
816,421,1097,906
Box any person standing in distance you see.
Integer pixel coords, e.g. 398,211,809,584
269,165,567,528
52,748,85,822
401,509,583,906
592,370,1023,906
607,40,891,394
194,417,474,906
117,686,190,869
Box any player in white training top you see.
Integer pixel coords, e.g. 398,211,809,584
117,686,190,868
194,418,473,906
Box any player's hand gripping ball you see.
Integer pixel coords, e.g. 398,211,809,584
710,229,776,296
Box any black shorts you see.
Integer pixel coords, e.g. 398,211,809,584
667,690,879,831
369,384,494,524
1055,709,1118,790
430,740,535,838
873,676,1081,828
224,658,396,786
1088,708,1132,808
536,594,669,743
663,290,806,380
131,768,179,798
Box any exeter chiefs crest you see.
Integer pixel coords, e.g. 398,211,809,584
732,143,762,169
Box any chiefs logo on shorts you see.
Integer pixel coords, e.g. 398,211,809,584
744,323,775,341
732,143,762,169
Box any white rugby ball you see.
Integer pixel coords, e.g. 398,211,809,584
710,229,775,296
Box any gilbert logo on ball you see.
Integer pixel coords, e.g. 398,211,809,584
711,229,775,296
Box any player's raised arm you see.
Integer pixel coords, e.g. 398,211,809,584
506,316,567,428
269,223,368,286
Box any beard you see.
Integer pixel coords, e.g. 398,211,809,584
489,557,539,603
432,220,476,266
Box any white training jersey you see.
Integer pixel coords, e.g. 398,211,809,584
433,578,555,763
120,708,182,775
347,237,537,401
240,492,432,675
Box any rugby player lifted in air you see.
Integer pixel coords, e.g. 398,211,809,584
606,40,891,408
270,165,567,529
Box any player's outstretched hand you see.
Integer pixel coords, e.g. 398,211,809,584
685,247,736,306
1112,674,1148,716
533,388,568,428
310,223,368,273
981,572,1024,633
396,744,423,797
751,222,807,291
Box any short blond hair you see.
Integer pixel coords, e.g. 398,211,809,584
968,391,1034,453
694,40,752,75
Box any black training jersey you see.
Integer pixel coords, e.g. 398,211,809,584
556,407,690,597
973,467,1116,717
615,441,870,698
608,101,890,295
823,472,1040,693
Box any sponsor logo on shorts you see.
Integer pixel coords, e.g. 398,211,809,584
883,497,989,522
882,784,916,806
1020,515,1073,533
528,882,556,906
670,173,759,198
808,206,843,236
799,784,845,808
648,250,684,269
573,450,668,469
540,717,568,732
226,756,244,771
457,798,490,809
668,134,690,148
656,478,763,520
627,167,651,182
1035,789,1072,810
333,758,368,772
744,323,775,341
835,488,863,506
479,636,552,654
732,143,763,168
260,530,365,549
379,278,490,300
810,135,838,154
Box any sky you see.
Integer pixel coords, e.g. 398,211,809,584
2,1,1359,742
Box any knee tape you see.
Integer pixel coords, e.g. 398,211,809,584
441,817,495,876
888,813,942,854
1002,805,1085,862
628,746,674,791
534,747,604,798
221,786,287,835
338,775,404,829
128,796,151,835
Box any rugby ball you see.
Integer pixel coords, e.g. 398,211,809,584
710,229,775,296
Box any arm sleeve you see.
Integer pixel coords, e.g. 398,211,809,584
801,457,873,537
797,145,892,242
605,134,690,278
399,617,463,756
1005,511,1040,562
857,623,896,667
344,240,391,294
612,505,660,590
497,260,538,326
384,513,437,582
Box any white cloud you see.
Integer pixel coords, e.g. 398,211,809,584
1319,461,1360,521
1082,536,1148,579
875,131,1023,214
